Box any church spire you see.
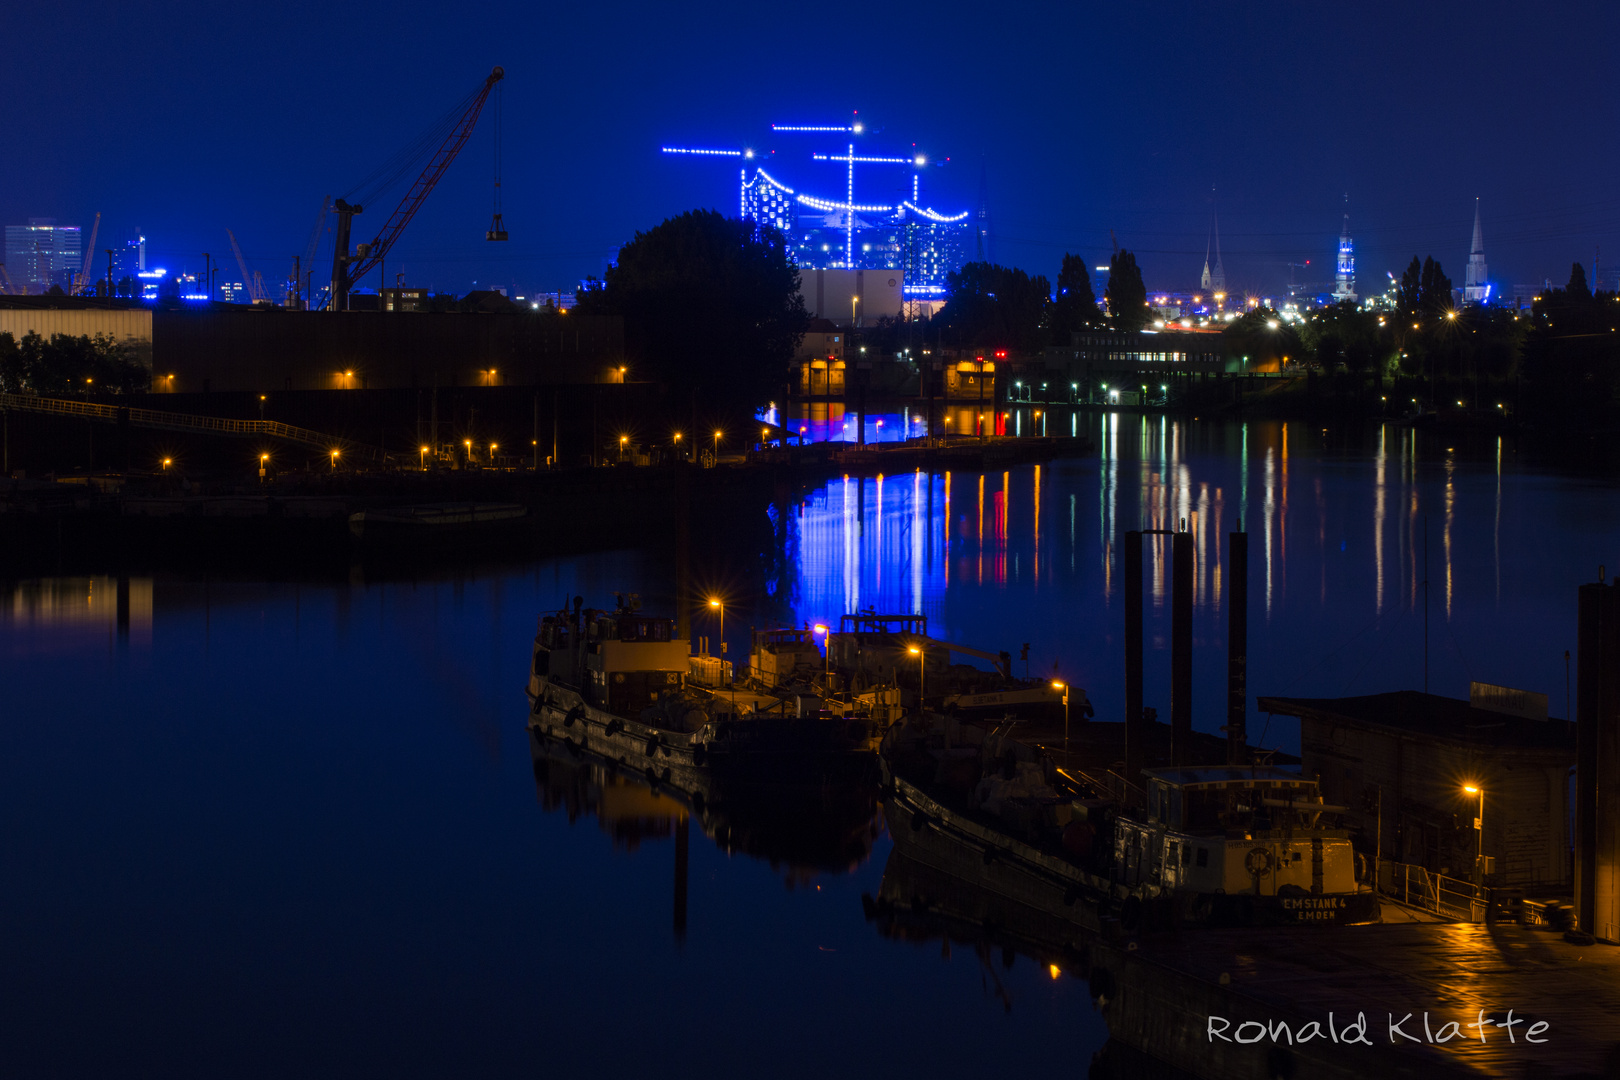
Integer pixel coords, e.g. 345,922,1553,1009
1464,198,1490,303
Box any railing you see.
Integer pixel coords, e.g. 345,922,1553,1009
1060,763,1148,812
0,392,392,462
1377,859,1487,922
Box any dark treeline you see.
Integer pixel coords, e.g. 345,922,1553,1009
0,332,151,395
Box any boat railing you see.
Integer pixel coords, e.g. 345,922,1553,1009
1377,859,1488,922
1062,764,1148,812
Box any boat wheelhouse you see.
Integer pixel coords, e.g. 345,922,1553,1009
1113,766,1378,925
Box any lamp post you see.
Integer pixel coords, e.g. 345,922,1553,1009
420,445,429,470
709,597,730,702
713,429,722,464
814,624,830,690
1464,783,1485,884
330,449,339,471
490,443,498,465
908,644,925,707
1053,680,1070,764
464,439,472,468
619,434,628,461
259,453,269,483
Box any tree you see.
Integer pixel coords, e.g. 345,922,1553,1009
1396,256,1423,321
1565,261,1592,301
1302,301,1383,375
1419,257,1453,316
1224,307,1301,371
933,261,1051,355
574,210,808,422
0,331,149,395
1048,253,1099,344
1105,250,1148,332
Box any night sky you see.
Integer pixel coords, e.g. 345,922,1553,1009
4,0,1617,299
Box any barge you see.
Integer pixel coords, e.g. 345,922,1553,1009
526,595,876,807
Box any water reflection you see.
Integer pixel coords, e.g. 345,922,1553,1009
2,576,153,650
783,415,1618,746
529,731,882,888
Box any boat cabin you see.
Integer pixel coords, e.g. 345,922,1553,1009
749,629,823,689
535,603,690,715
1115,767,1358,899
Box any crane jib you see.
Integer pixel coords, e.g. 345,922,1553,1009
330,66,503,309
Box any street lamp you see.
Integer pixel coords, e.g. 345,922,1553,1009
908,644,925,705
1052,680,1070,763
713,429,722,462
489,443,498,464
814,624,830,688
161,457,171,471
1464,783,1485,883
330,449,339,471
420,445,430,470
619,434,628,461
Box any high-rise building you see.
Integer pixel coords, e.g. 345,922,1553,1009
3,218,82,292
1332,214,1357,303
1463,200,1491,305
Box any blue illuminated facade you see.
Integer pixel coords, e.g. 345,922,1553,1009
669,128,970,296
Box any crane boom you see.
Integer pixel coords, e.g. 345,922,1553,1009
331,66,503,309
73,212,101,294
226,229,265,302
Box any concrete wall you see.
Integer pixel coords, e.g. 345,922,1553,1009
147,309,626,393
0,308,153,345
1302,719,1572,888
798,269,903,327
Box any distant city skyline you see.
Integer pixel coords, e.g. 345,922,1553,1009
3,1,1614,301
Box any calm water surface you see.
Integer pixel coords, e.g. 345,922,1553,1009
4,415,1615,1077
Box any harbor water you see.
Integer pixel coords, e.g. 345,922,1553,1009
4,414,1613,1077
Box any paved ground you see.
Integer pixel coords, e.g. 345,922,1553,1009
1136,919,1620,1077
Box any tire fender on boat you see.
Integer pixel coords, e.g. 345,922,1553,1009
564,705,584,729
692,742,707,766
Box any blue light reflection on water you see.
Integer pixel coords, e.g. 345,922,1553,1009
781,413,1620,753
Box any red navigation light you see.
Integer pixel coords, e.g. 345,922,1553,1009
994,350,1007,359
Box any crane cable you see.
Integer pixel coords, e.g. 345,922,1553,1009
488,78,507,240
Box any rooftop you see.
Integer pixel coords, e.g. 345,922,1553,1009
1257,690,1575,752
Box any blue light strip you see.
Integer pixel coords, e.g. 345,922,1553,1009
754,168,795,194
661,147,743,157
773,125,855,132
796,193,894,213
812,153,913,164
901,201,970,223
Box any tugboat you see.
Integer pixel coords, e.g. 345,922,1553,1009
881,709,1378,932
526,595,876,803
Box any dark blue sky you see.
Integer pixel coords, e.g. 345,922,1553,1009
4,0,1616,299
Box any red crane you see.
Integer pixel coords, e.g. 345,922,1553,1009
329,66,503,311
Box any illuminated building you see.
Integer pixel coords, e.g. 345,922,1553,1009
1332,213,1356,303
4,218,82,292
1462,199,1491,305
666,125,971,296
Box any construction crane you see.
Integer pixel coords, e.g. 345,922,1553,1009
0,266,14,294
72,212,101,294
226,229,267,303
329,66,504,311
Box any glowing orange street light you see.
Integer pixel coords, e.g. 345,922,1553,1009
909,644,925,702
161,457,171,471
713,429,722,461
1464,783,1485,883
330,449,339,471
1053,680,1071,760
420,445,430,469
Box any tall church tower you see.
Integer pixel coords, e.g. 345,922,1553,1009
1463,199,1490,304
1332,213,1356,302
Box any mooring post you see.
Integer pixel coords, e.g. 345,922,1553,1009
1171,530,1193,766
1227,530,1248,764
1124,531,1144,785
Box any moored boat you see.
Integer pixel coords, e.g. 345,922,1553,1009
525,595,877,804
